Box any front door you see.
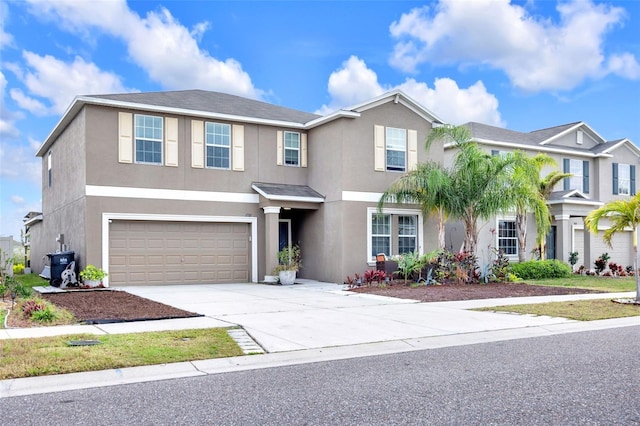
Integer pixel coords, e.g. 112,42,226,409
279,219,291,252
545,226,557,260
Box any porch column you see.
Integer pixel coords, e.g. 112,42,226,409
555,214,571,264
263,206,281,279
582,218,596,270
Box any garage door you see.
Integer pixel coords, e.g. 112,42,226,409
574,229,633,267
109,221,251,285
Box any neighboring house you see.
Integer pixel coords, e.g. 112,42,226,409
33,89,444,285
445,121,640,269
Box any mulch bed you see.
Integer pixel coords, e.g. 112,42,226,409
349,282,604,302
40,290,202,324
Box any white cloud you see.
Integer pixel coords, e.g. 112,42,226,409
0,1,14,48
10,195,25,205
26,0,262,99
317,56,504,126
9,52,129,115
0,140,42,186
389,0,639,91
397,78,504,126
0,72,22,139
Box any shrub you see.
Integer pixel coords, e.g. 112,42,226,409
30,306,57,322
20,299,47,318
511,260,572,280
13,263,24,275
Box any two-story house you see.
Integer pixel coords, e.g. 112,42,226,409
31,89,444,285
445,121,640,270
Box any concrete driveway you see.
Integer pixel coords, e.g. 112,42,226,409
121,280,581,353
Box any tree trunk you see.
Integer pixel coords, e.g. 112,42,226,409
516,212,527,263
463,218,478,255
437,209,446,250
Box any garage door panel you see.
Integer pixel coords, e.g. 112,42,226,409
109,220,251,285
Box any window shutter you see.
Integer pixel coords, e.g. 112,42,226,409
276,131,283,166
191,120,204,168
407,129,418,171
164,117,178,167
118,112,133,164
301,133,308,168
563,159,570,191
631,165,636,195
232,124,245,171
613,163,619,194
582,160,589,194
374,125,385,171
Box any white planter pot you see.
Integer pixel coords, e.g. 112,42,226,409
85,279,102,288
278,270,297,285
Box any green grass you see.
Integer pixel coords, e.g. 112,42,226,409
0,328,244,380
475,298,640,321
527,275,637,293
13,273,49,289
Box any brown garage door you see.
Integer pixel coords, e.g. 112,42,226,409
109,221,251,285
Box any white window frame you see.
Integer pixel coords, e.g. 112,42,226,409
367,207,423,265
134,114,163,165
618,163,631,195
496,216,518,258
205,122,231,169
284,131,300,166
569,159,583,192
385,127,407,172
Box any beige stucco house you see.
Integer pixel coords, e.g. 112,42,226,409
445,121,640,270
30,89,444,285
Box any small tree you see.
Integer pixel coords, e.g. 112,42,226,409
585,195,640,302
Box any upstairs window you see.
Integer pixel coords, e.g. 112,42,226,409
613,163,636,195
386,127,407,172
135,114,163,164
47,151,52,187
205,122,231,169
284,131,300,166
563,159,589,194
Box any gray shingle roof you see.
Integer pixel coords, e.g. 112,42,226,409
252,182,325,202
91,90,321,124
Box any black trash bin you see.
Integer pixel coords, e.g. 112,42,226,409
48,251,75,287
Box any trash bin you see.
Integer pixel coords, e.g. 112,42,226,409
48,251,75,287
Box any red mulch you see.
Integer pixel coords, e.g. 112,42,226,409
40,290,201,323
349,282,603,302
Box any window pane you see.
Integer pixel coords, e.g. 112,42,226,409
205,122,231,169
371,214,391,257
569,159,583,191
134,114,163,164
619,164,630,195
386,127,406,172
498,220,517,255
285,148,299,165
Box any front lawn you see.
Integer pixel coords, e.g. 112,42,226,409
527,275,637,293
475,298,640,321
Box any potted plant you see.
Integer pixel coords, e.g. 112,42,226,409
273,245,301,285
80,264,107,288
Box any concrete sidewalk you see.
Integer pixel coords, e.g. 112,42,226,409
1,281,638,397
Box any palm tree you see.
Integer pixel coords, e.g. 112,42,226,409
507,151,556,262
585,193,640,301
379,161,453,249
426,125,515,255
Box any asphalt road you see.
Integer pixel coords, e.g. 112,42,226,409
3,326,639,425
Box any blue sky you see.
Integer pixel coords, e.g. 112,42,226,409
1,0,639,240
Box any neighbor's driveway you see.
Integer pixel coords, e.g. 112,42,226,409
120,281,591,353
